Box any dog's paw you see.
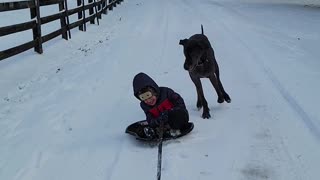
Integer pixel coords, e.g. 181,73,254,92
196,101,203,110
224,94,231,103
217,97,224,103
202,112,211,119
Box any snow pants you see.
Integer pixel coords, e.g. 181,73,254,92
166,108,189,130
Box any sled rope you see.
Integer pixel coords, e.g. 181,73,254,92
157,122,164,180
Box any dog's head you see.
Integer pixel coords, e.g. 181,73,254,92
179,38,207,72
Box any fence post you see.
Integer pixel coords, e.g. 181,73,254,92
77,0,84,31
108,0,113,11
58,1,68,40
113,0,117,8
81,0,87,31
102,0,107,14
31,0,43,54
88,0,95,24
93,0,100,25
96,0,101,19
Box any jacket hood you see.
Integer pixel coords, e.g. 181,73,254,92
133,72,160,100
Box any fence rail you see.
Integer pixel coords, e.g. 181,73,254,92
0,0,124,61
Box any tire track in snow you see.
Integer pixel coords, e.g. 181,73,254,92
182,0,320,142
158,4,169,66
213,2,320,142
104,140,125,180
178,1,314,179
253,59,320,141
213,16,308,180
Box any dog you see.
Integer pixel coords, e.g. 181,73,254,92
179,25,231,119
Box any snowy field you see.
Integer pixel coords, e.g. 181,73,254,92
1,0,320,179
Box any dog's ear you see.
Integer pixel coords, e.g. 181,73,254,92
179,39,188,46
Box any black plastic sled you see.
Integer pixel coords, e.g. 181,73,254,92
125,120,194,142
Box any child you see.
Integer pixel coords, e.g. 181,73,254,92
133,72,189,139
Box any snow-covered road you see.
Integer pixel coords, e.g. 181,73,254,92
1,0,320,179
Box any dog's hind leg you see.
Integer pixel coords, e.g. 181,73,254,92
189,74,211,119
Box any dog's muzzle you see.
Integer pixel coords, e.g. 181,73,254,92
184,60,199,72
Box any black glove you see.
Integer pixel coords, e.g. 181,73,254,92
153,111,169,126
160,111,169,123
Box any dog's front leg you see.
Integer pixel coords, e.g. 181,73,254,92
209,74,225,103
189,74,211,119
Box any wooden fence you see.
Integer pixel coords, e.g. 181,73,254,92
0,0,124,61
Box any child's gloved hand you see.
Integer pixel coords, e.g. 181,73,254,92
160,111,169,122
154,111,169,126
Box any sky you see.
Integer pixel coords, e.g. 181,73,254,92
1,0,320,179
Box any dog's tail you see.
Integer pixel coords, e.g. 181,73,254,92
201,24,204,35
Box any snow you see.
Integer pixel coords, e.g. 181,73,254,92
1,0,320,179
